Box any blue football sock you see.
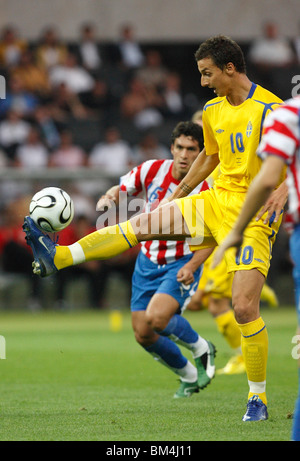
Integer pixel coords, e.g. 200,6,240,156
160,314,199,345
292,370,300,441
145,335,187,370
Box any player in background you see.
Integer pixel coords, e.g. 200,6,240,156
212,97,300,440
95,121,215,398
23,36,288,421
187,110,278,376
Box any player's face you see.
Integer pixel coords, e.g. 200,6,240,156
171,135,200,179
197,57,231,97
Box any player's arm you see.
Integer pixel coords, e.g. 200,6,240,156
177,247,214,285
212,155,285,268
96,185,120,210
170,148,219,200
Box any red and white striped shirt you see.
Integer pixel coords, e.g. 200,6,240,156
120,159,208,265
257,97,300,224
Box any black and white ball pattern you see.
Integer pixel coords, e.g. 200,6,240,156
29,187,74,232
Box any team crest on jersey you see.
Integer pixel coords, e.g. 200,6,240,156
246,121,253,138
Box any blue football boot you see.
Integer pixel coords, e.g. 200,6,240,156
242,395,268,422
23,216,58,277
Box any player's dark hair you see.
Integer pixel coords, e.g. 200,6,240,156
195,35,246,74
171,121,204,150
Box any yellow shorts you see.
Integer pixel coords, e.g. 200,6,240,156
175,186,282,277
198,250,233,299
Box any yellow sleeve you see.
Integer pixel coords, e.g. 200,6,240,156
202,109,219,156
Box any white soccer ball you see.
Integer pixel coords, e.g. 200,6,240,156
29,187,74,232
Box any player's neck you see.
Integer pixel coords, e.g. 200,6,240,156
171,167,185,182
226,74,253,106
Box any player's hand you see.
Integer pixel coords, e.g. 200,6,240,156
255,180,288,224
177,267,195,285
211,230,243,269
96,195,116,211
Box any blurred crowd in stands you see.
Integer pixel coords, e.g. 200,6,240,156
0,20,298,309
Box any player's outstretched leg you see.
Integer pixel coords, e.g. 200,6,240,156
23,216,139,277
24,201,188,277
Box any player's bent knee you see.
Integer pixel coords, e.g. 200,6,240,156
145,310,168,332
133,329,155,347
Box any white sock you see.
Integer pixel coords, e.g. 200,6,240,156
171,334,208,358
190,336,209,358
178,361,198,383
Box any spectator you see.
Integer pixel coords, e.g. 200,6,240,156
35,26,68,71
0,109,31,160
89,126,133,176
248,22,295,95
120,76,164,130
79,77,114,121
136,49,168,91
248,22,295,68
14,126,49,169
162,71,187,119
0,25,27,68
49,52,94,95
0,74,39,119
33,105,61,150
132,132,170,163
10,49,51,98
49,129,87,168
48,82,88,122
78,23,102,75
117,23,145,70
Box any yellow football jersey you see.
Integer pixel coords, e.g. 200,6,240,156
202,83,283,192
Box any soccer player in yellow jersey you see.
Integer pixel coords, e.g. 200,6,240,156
23,36,288,421
187,109,278,376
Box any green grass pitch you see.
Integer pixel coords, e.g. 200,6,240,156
0,306,298,441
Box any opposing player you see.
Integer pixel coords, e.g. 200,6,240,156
212,97,300,439
95,121,215,398
23,35,287,421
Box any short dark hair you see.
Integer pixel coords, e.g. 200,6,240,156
194,35,246,74
171,121,204,150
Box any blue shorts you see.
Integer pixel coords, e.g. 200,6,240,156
131,251,202,312
290,224,300,326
